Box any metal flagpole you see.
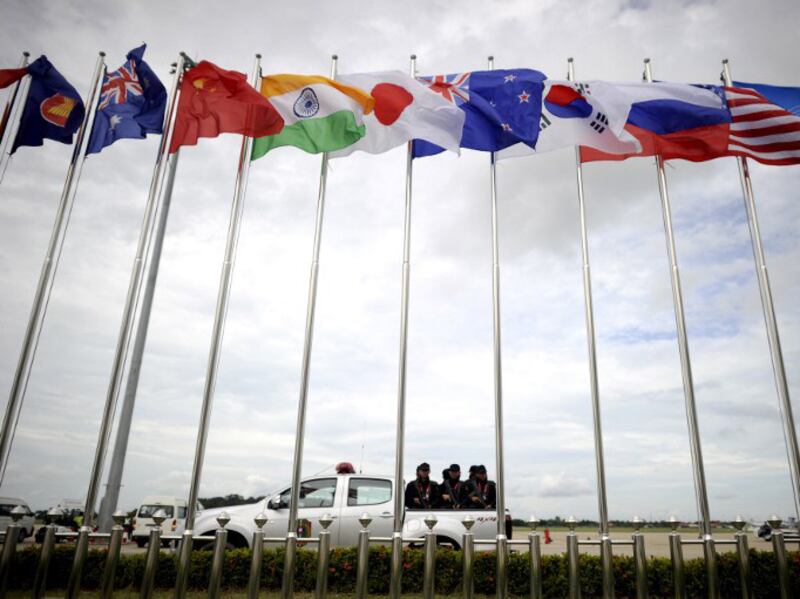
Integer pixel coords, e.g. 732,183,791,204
96,60,185,533
173,53,261,599
486,54,509,599
643,58,719,599
721,59,800,522
0,51,30,182
80,52,186,531
567,57,614,599
0,51,106,487
389,53,416,599
281,54,338,599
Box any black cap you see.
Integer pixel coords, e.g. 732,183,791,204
477,465,487,474
468,465,478,473
417,462,430,471
449,464,461,472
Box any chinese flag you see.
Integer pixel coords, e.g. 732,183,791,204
170,61,283,152
0,67,28,89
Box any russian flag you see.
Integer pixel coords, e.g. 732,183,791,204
581,81,732,163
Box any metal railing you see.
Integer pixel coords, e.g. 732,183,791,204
2,509,798,599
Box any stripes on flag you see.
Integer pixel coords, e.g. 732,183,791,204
725,86,800,165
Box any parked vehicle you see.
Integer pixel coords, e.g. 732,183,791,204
131,496,203,547
192,472,511,549
0,497,34,540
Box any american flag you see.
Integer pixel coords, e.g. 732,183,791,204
98,59,143,110
724,86,800,165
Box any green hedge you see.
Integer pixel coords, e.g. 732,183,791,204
8,545,800,598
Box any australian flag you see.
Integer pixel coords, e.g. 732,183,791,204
86,44,167,155
12,56,85,154
413,68,546,157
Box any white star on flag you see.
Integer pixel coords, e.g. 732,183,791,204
518,90,530,103
501,123,512,131
504,74,517,83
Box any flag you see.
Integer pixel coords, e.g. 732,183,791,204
251,74,374,158
411,68,546,158
86,44,167,155
328,71,464,158
498,80,641,158
0,67,27,89
11,56,85,154
580,82,732,163
724,82,800,166
169,60,284,153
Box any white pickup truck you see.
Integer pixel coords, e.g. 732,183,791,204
192,472,511,549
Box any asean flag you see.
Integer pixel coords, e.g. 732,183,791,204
170,61,284,152
328,71,465,158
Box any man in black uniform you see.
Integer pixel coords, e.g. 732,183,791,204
466,464,496,509
439,464,468,509
404,462,441,510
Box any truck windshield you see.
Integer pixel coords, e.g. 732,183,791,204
279,478,336,508
138,505,174,518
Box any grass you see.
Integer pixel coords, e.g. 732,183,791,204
6,594,466,599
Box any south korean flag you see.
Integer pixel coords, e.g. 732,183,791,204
498,80,641,158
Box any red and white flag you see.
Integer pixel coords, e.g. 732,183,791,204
724,85,800,166
330,71,465,158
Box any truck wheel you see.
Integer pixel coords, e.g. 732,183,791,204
437,536,460,550
136,538,147,548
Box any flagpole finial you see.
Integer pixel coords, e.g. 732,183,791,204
99,51,106,57
23,51,30,57
331,54,338,60
722,58,729,64
256,54,262,59
410,54,417,60
488,55,494,61
643,57,651,64
567,57,574,63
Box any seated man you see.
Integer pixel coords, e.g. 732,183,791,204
465,464,496,509
404,462,441,510
439,464,469,509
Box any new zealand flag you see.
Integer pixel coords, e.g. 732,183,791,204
12,56,85,154
412,68,546,157
86,44,167,155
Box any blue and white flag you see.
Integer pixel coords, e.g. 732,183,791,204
412,68,546,157
86,44,166,155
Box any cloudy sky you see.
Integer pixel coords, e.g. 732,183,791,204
0,0,798,526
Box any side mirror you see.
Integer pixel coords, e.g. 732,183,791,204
267,496,284,511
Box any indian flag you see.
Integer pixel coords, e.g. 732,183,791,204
252,74,375,159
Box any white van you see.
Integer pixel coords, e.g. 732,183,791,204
0,497,34,540
131,496,203,547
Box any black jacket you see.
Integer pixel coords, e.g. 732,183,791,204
465,479,497,509
439,477,469,509
405,478,441,510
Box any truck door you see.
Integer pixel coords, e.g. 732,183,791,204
263,477,341,544
338,477,394,546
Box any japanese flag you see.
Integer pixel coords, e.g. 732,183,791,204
330,71,465,158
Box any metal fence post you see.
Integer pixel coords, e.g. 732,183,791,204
769,516,790,599
355,514,371,599
315,514,333,599
65,524,92,599
528,517,542,599
733,516,751,599
208,512,230,599
632,517,648,599
139,510,166,599
248,513,268,599
423,514,437,599
390,529,403,599
496,531,508,599
100,511,126,599
0,505,24,596
668,517,685,599
566,516,580,599
462,516,475,599
33,508,62,599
